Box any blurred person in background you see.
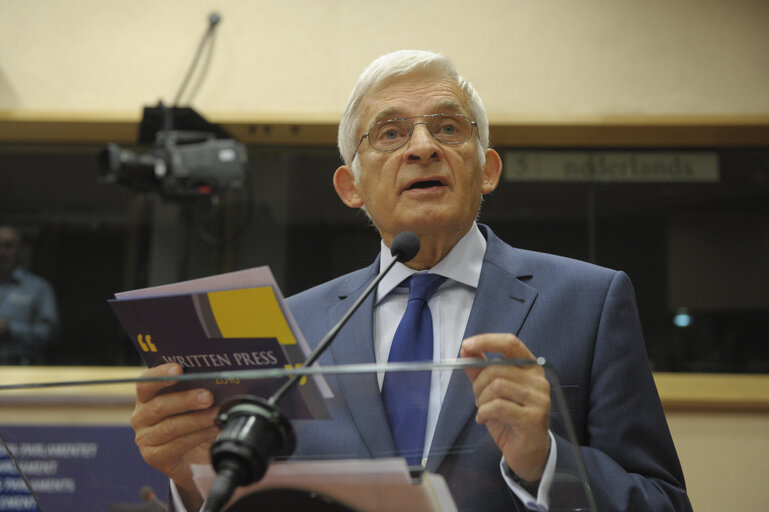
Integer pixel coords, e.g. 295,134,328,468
0,224,59,365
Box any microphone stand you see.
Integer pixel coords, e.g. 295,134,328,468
203,232,420,512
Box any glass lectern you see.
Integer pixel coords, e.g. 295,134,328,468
0,360,596,512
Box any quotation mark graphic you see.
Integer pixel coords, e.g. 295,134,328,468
138,334,158,352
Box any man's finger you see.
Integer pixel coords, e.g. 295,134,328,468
462,333,535,360
474,376,531,406
460,338,488,381
132,387,215,430
136,407,219,449
136,363,184,403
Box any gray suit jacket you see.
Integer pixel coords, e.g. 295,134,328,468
284,225,691,512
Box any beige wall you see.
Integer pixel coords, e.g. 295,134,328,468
667,410,769,511
1,0,768,119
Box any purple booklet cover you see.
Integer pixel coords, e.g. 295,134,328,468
110,285,329,420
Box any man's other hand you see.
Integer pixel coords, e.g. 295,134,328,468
461,333,551,483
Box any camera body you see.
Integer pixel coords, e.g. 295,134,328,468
99,130,247,200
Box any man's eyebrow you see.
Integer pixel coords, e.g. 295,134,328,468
370,100,469,126
371,107,403,124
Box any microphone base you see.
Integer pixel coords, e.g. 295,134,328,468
206,395,296,512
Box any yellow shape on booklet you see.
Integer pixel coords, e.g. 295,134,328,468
285,363,307,386
138,334,158,352
207,287,297,345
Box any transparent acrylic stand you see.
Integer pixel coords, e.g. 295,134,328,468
0,359,596,512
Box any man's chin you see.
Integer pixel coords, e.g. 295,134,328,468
386,214,469,239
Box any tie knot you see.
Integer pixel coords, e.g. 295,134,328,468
407,273,446,303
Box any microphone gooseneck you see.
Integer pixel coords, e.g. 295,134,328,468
203,232,421,512
172,12,222,108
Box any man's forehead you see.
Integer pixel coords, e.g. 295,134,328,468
358,73,470,125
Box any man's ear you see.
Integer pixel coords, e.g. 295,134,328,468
481,149,503,195
333,165,364,208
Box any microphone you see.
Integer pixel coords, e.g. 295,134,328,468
139,485,167,510
203,231,421,512
390,230,420,263
208,12,221,28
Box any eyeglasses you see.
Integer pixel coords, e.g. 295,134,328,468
352,113,478,160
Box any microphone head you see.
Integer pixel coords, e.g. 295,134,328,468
390,231,420,263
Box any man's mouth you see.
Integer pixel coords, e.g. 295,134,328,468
406,180,445,190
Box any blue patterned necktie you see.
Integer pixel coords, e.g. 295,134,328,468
382,273,446,466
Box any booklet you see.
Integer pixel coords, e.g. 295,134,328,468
109,266,331,420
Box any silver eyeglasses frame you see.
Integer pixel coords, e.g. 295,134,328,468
352,113,479,161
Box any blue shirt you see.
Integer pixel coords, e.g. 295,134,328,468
0,267,59,364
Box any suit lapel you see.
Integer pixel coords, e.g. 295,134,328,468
326,259,396,457
427,228,538,471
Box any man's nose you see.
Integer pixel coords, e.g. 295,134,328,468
404,123,440,162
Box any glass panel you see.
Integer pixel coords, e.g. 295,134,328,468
0,361,597,512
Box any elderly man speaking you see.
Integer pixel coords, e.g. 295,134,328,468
131,50,691,512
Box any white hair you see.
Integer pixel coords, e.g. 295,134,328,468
337,50,490,179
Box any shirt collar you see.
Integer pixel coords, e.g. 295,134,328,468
375,222,487,304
